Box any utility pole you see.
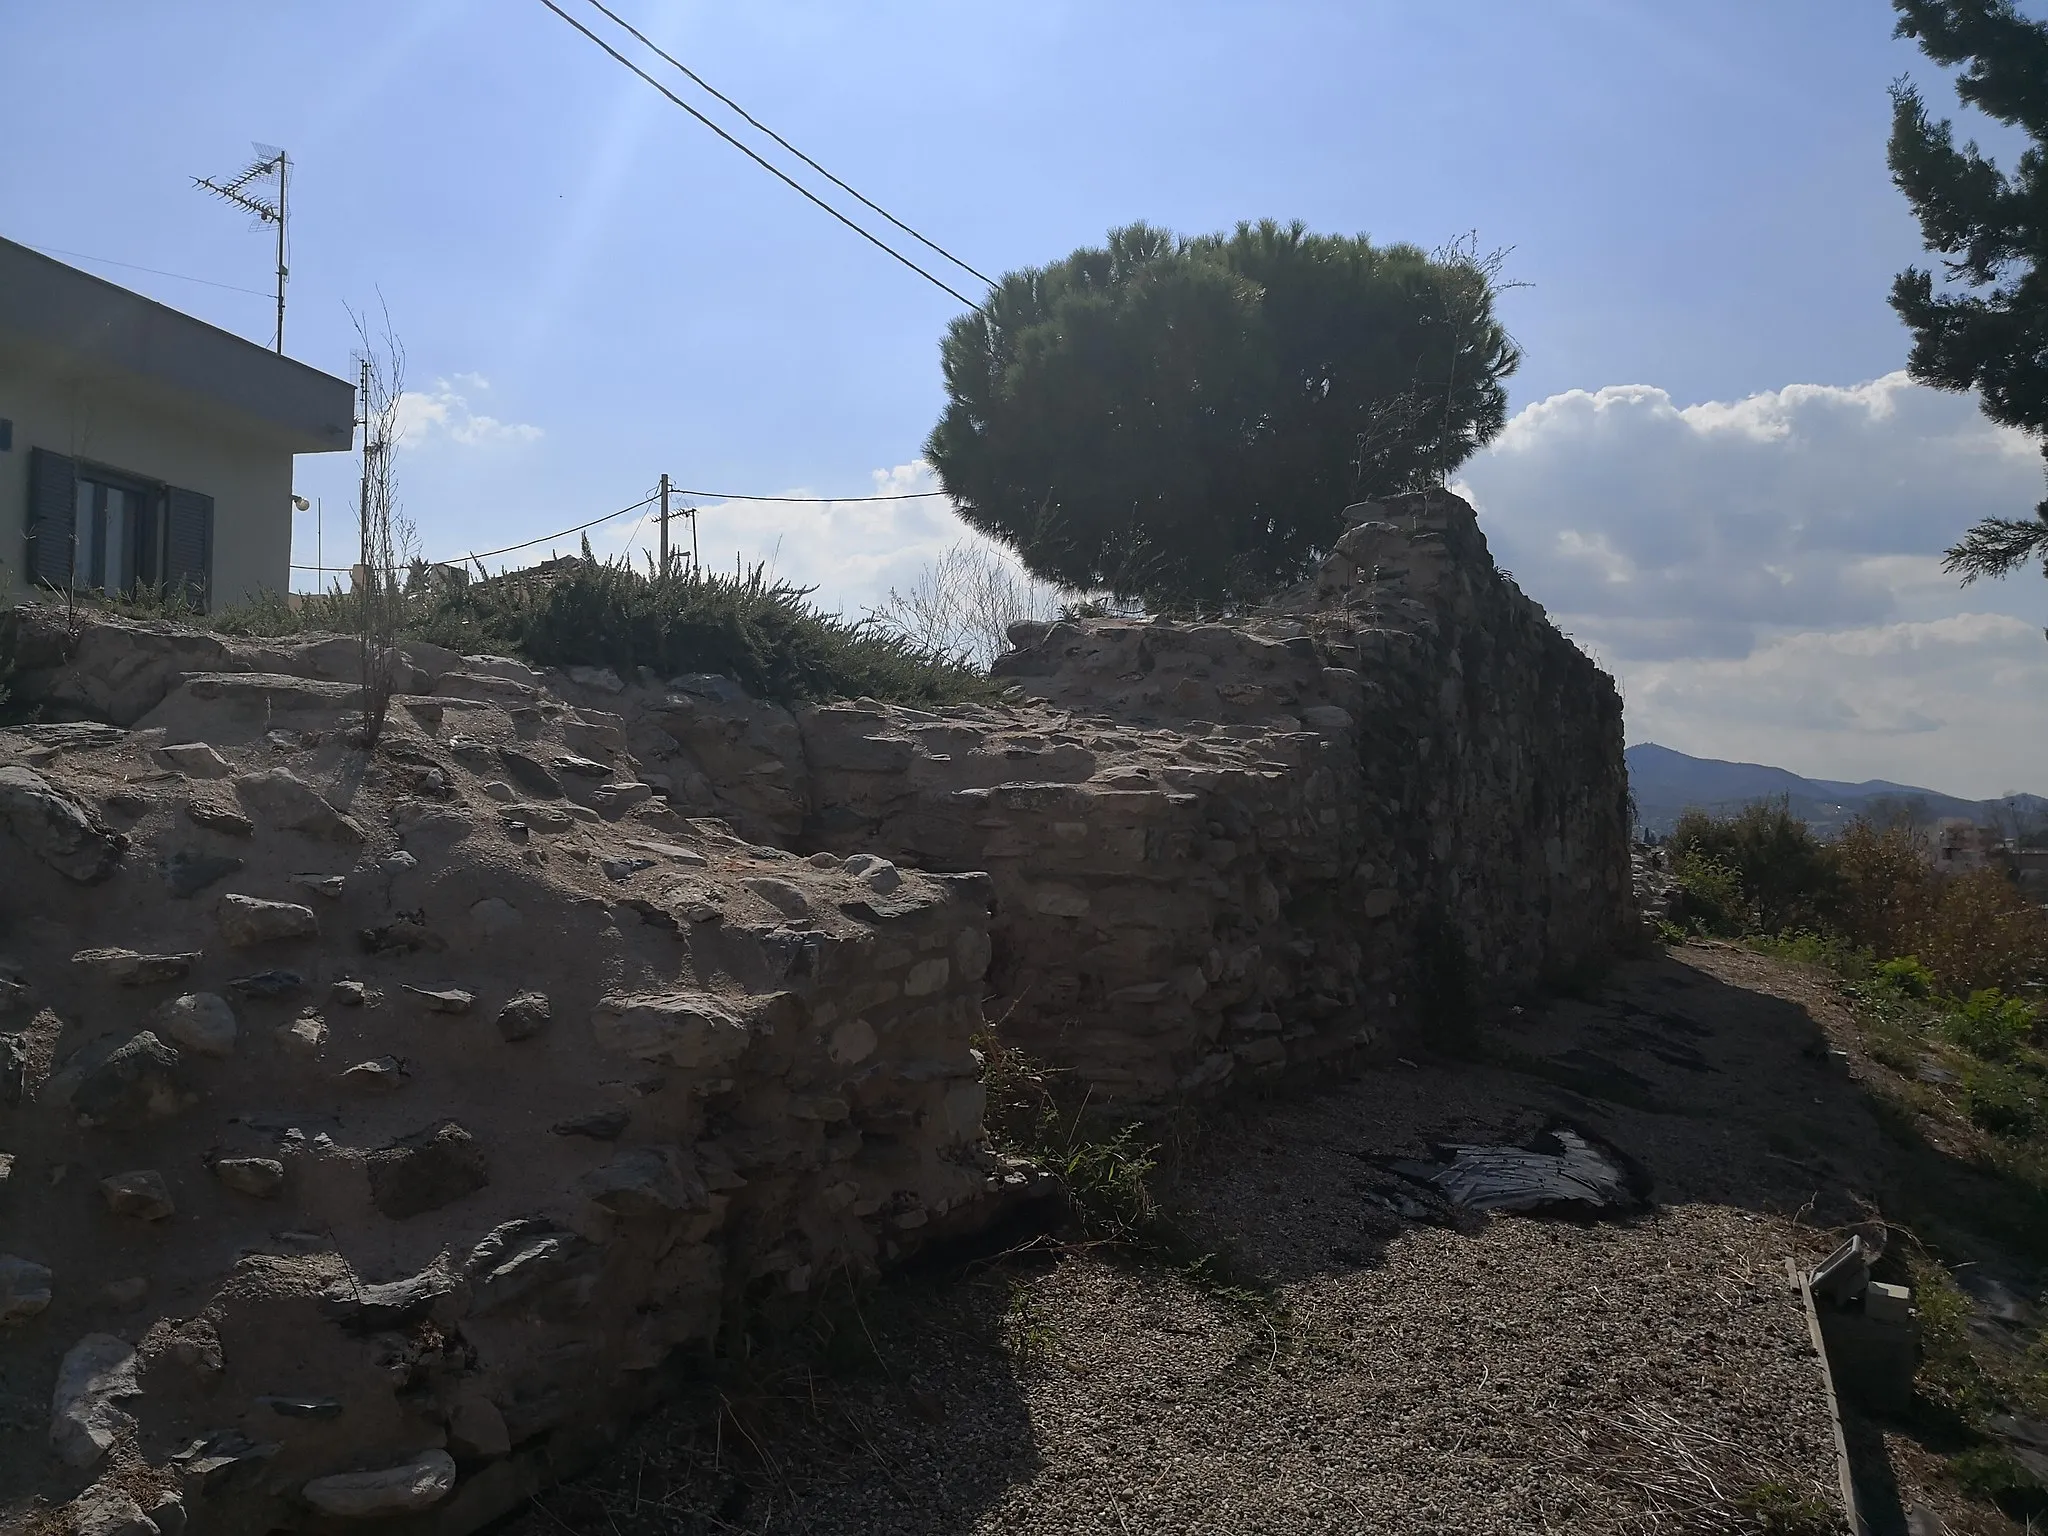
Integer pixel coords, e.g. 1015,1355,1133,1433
194,145,290,353
658,473,671,577
274,151,287,353
355,356,372,593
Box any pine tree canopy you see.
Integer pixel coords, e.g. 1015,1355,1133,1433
1890,0,2048,584
924,221,1519,610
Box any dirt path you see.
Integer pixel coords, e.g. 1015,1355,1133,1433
506,945,1949,1535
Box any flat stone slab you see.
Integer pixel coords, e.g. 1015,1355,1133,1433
302,1450,457,1517
71,948,199,986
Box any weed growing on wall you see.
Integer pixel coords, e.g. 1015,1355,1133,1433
66,556,997,707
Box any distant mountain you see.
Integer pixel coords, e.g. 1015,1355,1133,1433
1625,743,2048,838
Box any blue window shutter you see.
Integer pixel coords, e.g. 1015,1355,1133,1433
165,487,214,610
26,448,76,588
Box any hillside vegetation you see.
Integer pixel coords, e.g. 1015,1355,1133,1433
1663,800,2048,1523
43,554,999,707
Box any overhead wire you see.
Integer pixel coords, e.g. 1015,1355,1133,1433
453,490,662,563
20,242,274,299
288,489,660,574
536,0,986,312
615,486,660,565
572,0,994,286
288,481,955,577
672,486,948,503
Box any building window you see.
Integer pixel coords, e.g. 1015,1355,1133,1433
26,448,212,608
74,471,162,595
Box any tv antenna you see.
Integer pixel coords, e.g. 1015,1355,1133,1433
193,143,289,353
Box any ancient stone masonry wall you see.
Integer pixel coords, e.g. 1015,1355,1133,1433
0,486,1627,1531
782,489,1634,1101
0,636,1020,1535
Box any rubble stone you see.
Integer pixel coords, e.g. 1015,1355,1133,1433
71,948,200,986
182,797,253,836
211,1157,285,1198
234,768,364,841
226,968,302,999
0,765,126,883
592,991,758,1070
1,1253,53,1323
157,849,243,898
153,992,237,1057
153,741,231,779
50,1332,142,1468
342,1056,407,1091
69,1032,186,1127
216,894,318,946
367,1121,489,1218
302,1451,457,1517
99,1169,175,1221
496,990,552,1041
62,1482,156,1536
405,985,476,1014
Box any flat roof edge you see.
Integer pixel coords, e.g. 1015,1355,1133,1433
0,236,356,450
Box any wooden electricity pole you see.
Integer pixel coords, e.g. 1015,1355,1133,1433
658,472,671,576
355,357,372,591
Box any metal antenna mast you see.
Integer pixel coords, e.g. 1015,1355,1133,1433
194,145,289,352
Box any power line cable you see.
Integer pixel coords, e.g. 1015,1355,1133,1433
455,490,662,563
572,0,993,286
288,481,954,576
536,0,985,312
673,485,948,503
20,242,273,298
290,490,660,573
616,488,660,564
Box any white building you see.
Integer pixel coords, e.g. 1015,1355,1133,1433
0,237,354,611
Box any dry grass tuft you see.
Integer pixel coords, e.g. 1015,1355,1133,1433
1574,1401,1839,1535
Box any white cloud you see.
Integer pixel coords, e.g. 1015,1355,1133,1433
394,376,542,447
1458,372,2048,798
1620,613,2048,794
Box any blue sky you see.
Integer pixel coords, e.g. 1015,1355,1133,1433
6,1,2045,794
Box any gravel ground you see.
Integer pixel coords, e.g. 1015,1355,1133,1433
511,946,1860,1535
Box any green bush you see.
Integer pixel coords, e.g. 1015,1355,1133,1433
1672,849,1749,936
1949,1443,2047,1516
210,589,346,639
1877,955,1938,998
1672,805,2048,1000
1942,990,2039,1062
1753,930,1871,975
1670,800,1841,932
1964,1061,2042,1138
184,558,996,707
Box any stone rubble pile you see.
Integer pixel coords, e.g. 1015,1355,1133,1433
0,488,1631,1532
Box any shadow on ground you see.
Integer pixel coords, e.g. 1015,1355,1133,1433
504,944,2042,1535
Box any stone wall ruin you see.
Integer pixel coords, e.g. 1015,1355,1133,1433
0,487,1630,1532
